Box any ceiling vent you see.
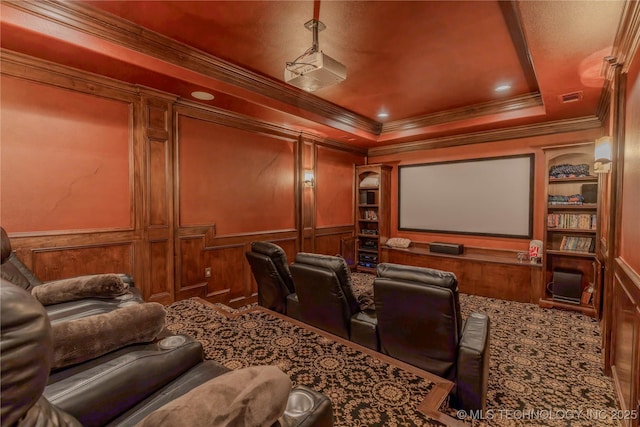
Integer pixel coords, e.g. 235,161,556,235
285,19,346,92
559,91,583,103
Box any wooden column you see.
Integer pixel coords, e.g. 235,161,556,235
139,89,177,304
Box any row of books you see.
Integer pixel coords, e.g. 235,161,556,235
547,213,596,230
559,236,595,253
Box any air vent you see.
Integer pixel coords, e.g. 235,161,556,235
559,91,583,103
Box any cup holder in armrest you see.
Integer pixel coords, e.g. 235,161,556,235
158,335,187,350
284,389,315,416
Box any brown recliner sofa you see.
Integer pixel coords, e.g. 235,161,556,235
246,241,301,319
0,278,335,427
374,263,490,412
289,253,379,350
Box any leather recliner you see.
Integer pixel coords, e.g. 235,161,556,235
0,226,143,322
246,241,301,320
0,279,334,427
374,262,490,412
289,253,378,350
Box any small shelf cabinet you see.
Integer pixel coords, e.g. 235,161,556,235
540,144,601,317
355,164,391,274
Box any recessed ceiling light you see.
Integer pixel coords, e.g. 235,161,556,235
494,84,511,92
191,91,215,100
377,112,389,119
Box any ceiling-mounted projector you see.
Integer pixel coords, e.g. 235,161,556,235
285,51,346,92
285,19,346,92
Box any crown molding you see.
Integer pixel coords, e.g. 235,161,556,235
382,93,543,134
612,0,640,74
368,116,603,157
4,0,381,136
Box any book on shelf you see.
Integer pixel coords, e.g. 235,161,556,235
559,236,594,253
547,213,597,230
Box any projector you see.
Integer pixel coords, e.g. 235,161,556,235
284,51,346,92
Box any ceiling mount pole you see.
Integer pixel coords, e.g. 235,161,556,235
304,19,326,53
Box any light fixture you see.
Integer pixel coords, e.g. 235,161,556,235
594,136,612,173
494,84,512,92
284,19,346,92
377,112,389,119
191,91,214,100
304,170,315,188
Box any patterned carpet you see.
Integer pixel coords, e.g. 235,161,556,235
351,273,621,427
165,299,451,427
166,273,621,427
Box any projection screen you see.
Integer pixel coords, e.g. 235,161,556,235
398,154,534,238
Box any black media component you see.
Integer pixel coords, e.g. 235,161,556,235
581,183,597,204
429,242,464,255
551,269,583,305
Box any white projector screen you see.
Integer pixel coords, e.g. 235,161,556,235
399,155,534,238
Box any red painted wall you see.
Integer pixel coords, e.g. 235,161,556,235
177,115,295,234
315,146,363,227
370,128,604,250
0,75,131,232
620,55,640,274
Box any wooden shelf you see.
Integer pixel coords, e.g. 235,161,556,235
542,145,601,318
539,297,596,317
549,176,598,183
547,203,598,210
547,228,596,234
546,249,596,258
356,164,391,277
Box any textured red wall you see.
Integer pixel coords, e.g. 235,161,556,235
178,116,295,234
0,75,131,232
620,55,640,274
315,146,363,227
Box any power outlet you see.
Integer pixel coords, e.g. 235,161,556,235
204,267,212,278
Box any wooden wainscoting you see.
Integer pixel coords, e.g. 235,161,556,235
610,259,640,427
175,225,298,307
313,225,355,257
8,231,139,283
382,243,541,303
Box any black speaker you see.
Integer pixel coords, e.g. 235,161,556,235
366,191,376,204
581,184,597,204
429,242,464,255
552,269,582,305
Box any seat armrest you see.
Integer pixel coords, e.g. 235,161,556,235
286,293,301,321
350,310,379,351
455,312,490,412
277,385,334,427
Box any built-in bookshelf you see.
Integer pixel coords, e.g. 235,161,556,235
540,144,602,317
355,164,391,274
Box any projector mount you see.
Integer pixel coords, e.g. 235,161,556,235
284,19,347,92
285,19,326,75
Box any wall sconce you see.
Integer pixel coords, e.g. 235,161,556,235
594,136,612,173
304,170,315,188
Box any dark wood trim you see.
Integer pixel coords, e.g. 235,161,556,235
382,93,542,134
0,49,139,101
368,116,602,156
500,1,540,92
611,0,640,74
3,0,380,136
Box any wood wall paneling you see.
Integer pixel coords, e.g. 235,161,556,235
31,243,134,282
383,246,537,303
203,244,245,302
314,227,355,257
142,93,175,303
610,261,640,426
